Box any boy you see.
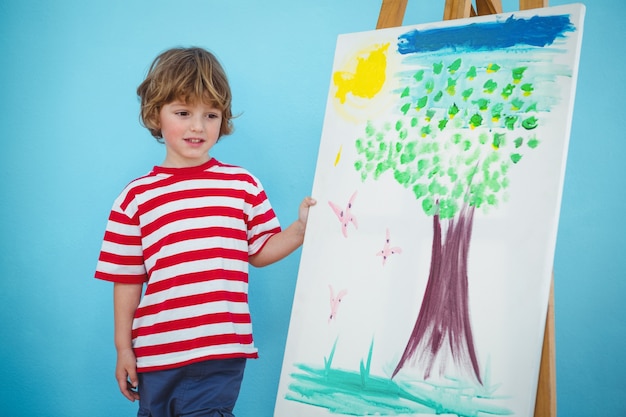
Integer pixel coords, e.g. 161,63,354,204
95,47,316,417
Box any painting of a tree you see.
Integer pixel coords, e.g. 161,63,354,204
275,5,585,417
355,52,551,383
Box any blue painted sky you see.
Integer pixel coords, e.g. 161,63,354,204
398,14,576,54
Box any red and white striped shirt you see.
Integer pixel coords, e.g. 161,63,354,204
95,158,281,372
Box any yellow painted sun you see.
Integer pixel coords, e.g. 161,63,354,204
333,43,390,104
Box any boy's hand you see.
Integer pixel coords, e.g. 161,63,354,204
249,196,317,268
116,348,140,402
298,196,317,228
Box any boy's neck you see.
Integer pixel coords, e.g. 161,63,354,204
161,155,212,169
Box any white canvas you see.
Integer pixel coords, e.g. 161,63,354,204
275,4,585,416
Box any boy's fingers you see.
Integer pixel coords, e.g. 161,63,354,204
126,380,140,399
116,367,140,402
128,369,138,387
118,379,140,402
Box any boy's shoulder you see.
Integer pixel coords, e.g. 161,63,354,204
122,170,164,192
210,159,261,183
211,158,247,173
111,170,164,211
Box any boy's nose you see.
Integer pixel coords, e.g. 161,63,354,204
190,117,203,132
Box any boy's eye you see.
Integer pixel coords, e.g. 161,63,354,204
206,113,219,119
175,111,190,116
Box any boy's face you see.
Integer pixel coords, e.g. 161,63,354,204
158,100,222,168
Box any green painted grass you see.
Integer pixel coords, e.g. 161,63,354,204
284,339,512,417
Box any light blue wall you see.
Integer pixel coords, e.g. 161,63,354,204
0,1,623,416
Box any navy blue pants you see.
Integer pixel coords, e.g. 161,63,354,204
137,358,246,417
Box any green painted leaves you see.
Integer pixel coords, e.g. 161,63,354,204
354,56,548,219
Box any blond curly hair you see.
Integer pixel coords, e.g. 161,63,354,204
137,47,234,140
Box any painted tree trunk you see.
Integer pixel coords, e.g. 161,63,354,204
392,204,482,385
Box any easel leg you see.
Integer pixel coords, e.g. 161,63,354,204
534,276,557,416
376,0,408,29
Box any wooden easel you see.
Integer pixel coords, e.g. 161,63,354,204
375,1,556,416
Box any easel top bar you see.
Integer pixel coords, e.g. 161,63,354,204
377,0,548,28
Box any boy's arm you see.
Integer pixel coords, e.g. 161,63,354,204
113,282,143,402
249,197,316,268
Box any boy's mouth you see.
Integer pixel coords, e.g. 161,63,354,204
185,138,204,144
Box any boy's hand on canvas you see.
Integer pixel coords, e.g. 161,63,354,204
298,197,317,230
116,348,140,402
